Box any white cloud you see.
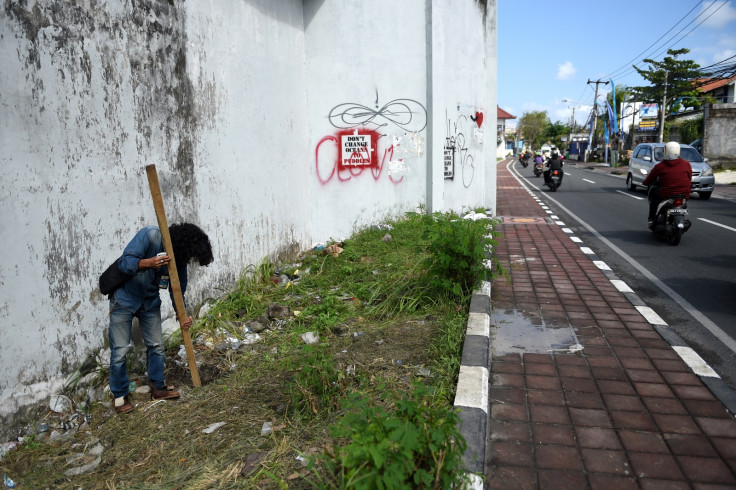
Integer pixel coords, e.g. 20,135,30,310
701,1,736,29
714,48,736,62
556,61,576,80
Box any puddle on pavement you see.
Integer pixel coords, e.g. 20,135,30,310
491,308,582,356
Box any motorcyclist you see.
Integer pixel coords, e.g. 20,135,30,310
642,141,692,229
544,149,564,185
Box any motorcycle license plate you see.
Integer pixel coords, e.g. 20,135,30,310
668,209,688,215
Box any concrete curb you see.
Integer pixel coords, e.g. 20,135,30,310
454,280,491,486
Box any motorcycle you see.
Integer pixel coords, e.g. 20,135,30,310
650,194,691,245
533,161,544,177
545,168,562,191
519,154,529,168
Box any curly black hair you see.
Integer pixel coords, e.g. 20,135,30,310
169,223,214,266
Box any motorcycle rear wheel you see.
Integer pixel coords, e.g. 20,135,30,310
668,228,683,246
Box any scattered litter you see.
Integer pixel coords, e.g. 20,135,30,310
418,367,432,377
549,343,584,354
463,211,488,221
382,233,393,243
295,455,307,467
270,347,278,355
202,422,227,434
301,332,319,345
4,474,16,488
144,400,166,412
65,455,102,476
135,385,151,394
240,451,269,477
396,360,402,365
227,337,241,350
353,332,364,339
261,422,273,436
375,340,384,345
49,394,72,413
293,310,302,316
314,243,325,251
323,243,343,257
0,441,19,459
346,364,356,375
372,223,394,230
242,333,261,345
128,381,137,392
372,270,379,275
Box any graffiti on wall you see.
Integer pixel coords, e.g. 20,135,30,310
315,98,427,184
444,107,484,187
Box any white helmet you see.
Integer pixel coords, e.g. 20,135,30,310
664,141,680,160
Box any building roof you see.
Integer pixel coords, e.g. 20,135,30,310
695,74,736,93
497,106,516,119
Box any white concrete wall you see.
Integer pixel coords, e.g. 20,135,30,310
704,103,736,169
0,0,497,437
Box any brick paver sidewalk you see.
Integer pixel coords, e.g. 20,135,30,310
487,159,736,489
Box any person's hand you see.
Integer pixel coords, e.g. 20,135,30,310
179,316,193,330
145,254,170,269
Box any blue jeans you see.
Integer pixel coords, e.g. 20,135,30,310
109,300,166,398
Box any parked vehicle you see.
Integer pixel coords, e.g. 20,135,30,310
626,142,714,200
649,192,691,245
546,168,562,191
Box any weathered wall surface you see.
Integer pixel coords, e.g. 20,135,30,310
0,0,496,439
0,0,312,434
704,103,736,169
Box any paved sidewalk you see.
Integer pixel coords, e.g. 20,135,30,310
486,159,736,489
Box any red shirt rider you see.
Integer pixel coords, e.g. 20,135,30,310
642,143,692,199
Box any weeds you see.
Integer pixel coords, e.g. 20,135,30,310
3,210,500,488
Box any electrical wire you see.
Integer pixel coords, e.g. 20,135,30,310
602,0,704,79
611,0,726,83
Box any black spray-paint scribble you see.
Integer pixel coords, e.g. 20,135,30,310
328,99,427,133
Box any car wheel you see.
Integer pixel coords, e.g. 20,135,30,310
626,174,637,191
699,191,711,200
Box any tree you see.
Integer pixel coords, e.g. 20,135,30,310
518,111,548,150
630,48,704,141
542,121,568,150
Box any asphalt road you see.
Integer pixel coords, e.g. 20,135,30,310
510,161,736,387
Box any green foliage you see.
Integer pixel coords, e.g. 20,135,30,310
409,211,497,297
317,383,468,489
674,115,704,143
284,344,348,416
541,121,569,150
518,110,549,149
631,48,705,114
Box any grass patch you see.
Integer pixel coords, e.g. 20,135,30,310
2,211,500,488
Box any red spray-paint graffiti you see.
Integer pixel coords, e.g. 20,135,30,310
315,129,403,184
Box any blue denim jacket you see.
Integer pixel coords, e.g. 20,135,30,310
113,226,187,314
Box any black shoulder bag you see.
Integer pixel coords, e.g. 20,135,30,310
99,259,134,297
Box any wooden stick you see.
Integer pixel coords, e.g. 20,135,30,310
145,164,201,387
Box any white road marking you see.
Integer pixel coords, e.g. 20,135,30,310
698,218,736,232
672,346,720,378
594,260,611,271
555,221,565,226
580,247,595,254
611,280,634,293
636,306,668,326
617,190,645,200
570,237,583,243
562,228,573,234
583,179,596,184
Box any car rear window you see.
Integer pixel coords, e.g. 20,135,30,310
652,147,703,162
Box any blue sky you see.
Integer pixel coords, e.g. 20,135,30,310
498,0,736,129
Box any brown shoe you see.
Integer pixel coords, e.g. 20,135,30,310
114,395,134,414
150,383,180,400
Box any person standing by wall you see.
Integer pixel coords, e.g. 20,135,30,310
109,223,213,414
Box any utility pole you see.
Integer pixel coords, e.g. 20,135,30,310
586,79,610,161
658,70,668,143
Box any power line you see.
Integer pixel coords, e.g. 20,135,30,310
611,0,726,83
602,0,704,79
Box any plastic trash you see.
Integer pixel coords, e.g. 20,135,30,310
261,422,273,436
202,422,227,434
49,394,72,413
4,474,16,488
300,332,319,345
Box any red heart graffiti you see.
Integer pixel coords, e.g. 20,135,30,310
475,111,483,128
